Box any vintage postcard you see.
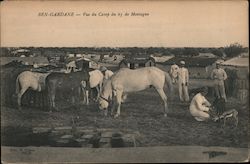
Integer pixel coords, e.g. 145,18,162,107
1,0,249,163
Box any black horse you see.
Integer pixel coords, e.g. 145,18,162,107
45,68,90,111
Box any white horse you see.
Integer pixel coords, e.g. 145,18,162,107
16,71,50,109
170,64,179,84
81,69,112,104
89,69,104,100
98,67,173,118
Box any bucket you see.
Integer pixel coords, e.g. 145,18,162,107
111,133,124,148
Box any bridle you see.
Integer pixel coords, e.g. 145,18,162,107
99,95,110,104
99,86,115,106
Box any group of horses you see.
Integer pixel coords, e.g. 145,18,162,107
15,67,105,110
13,61,174,118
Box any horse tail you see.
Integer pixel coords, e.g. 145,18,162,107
45,75,51,106
16,75,20,94
164,71,174,96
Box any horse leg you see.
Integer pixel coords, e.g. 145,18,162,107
95,86,100,102
80,85,86,104
155,88,168,117
51,93,57,110
223,118,227,127
17,88,27,110
47,87,53,111
121,93,127,103
48,87,57,111
93,79,103,102
110,90,117,116
86,90,89,105
110,98,118,116
114,90,123,118
42,91,45,109
81,81,89,105
99,79,103,95
71,88,75,105
235,116,238,127
76,87,81,106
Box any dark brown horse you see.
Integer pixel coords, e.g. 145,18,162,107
45,69,90,111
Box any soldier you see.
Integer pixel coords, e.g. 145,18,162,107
99,66,114,80
66,58,77,73
178,60,189,102
33,62,38,68
189,87,212,121
210,61,228,101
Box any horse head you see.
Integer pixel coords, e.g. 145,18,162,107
169,65,179,84
98,79,112,111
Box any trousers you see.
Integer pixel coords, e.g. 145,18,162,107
214,81,227,101
179,83,189,102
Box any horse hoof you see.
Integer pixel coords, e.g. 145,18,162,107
54,108,59,112
103,110,108,117
114,114,119,118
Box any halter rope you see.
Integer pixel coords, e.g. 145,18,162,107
100,95,110,103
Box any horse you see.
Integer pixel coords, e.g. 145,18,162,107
169,64,179,84
98,67,173,118
16,71,50,109
45,69,90,111
89,69,104,100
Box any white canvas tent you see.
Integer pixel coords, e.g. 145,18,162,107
221,56,249,68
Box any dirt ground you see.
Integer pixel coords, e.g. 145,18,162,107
1,85,249,148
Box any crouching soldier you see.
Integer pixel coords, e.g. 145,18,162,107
189,87,212,121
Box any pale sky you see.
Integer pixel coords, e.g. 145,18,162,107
1,0,249,47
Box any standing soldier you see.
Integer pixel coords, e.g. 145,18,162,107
178,60,189,102
100,66,114,80
210,61,228,101
170,62,179,84
66,57,77,73
33,62,38,68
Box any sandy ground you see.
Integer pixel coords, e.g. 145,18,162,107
1,85,249,148
1,64,249,148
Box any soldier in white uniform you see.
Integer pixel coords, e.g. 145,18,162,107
170,63,179,84
100,66,114,80
66,59,77,73
210,61,228,101
33,62,38,68
189,87,212,121
178,60,190,102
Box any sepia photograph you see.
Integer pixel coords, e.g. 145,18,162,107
1,0,249,163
